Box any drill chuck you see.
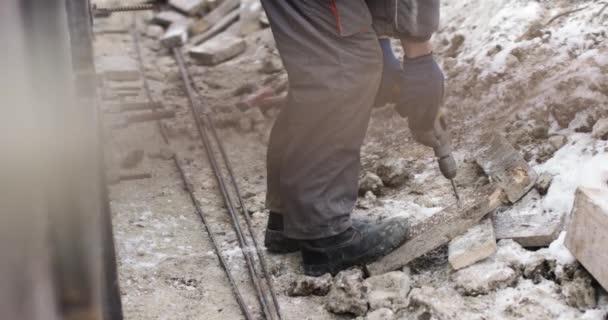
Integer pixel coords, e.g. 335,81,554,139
437,155,457,180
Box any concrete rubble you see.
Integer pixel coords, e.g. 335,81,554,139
361,308,394,320
189,33,246,66
325,269,369,317
451,258,519,296
288,273,332,297
407,286,483,320
373,157,412,188
534,172,553,196
493,190,563,247
359,171,384,196
109,1,608,318
365,271,411,312
592,118,608,140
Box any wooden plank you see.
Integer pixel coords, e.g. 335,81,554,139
188,9,239,47
203,0,239,26
367,185,505,275
475,132,537,203
565,187,608,291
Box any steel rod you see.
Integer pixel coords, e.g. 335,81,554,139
207,120,283,320
130,21,169,144
173,156,254,320
172,46,276,320
129,17,252,319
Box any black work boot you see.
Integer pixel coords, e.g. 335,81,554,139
264,213,373,254
299,217,409,277
264,212,300,254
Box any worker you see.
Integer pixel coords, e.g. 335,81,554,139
260,0,444,276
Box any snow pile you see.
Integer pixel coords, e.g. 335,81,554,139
536,133,608,217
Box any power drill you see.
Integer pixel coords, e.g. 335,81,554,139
432,115,459,200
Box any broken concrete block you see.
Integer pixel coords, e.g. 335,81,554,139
373,157,412,188
493,189,563,247
288,273,332,297
407,286,483,320
367,185,504,275
359,172,384,196
365,271,410,312
495,239,535,271
325,269,369,317
97,55,140,82
451,258,518,296
475,132,538,203
448,218,497,270
565,187,608,291
592,118,608,140
259,54,283,74
548,135,567,150
152,10,188,27
189,33,246,66
534,172,553,196
365,308,394,320
169,0,205,15
160,22,189,48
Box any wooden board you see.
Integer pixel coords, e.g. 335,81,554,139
188,9,239,47
475,133,537,203
367,185,505,275
565,187,608,291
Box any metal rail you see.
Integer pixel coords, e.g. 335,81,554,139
172,47,282,320
128,16,254,320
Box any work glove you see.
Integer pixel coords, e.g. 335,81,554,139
374,40,445,148
398,53,445,138
373,38,403,108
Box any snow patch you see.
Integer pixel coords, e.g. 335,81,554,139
535,133,608,217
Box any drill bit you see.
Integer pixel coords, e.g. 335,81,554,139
450,179,460,201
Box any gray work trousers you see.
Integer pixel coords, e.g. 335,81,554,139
262,0,383,239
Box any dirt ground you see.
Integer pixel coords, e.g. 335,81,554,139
96,1,608,319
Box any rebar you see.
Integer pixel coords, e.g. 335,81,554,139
128,16,253,319
172,47,276,320
172,46,282,320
